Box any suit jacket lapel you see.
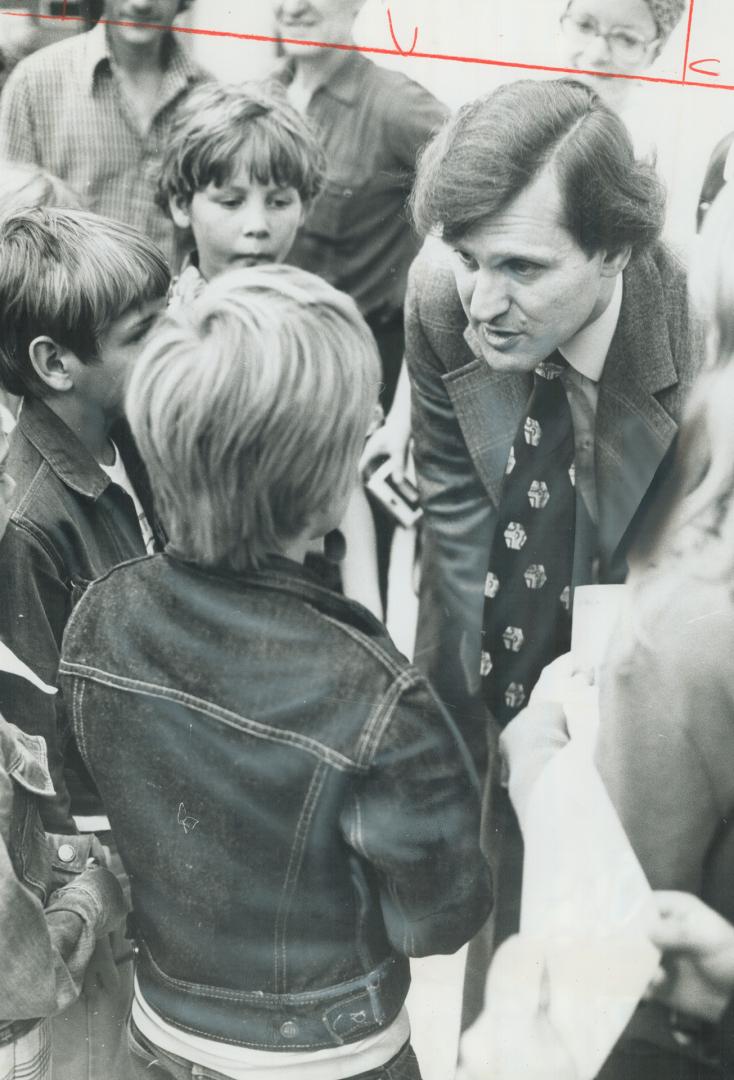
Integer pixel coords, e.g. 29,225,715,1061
443,326,531,507
596,251,680,562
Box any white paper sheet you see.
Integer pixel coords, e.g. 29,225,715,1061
571,585,626,674
0,639,56,695
520,741,660,1080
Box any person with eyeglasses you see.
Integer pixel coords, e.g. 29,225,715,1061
560,0,686,107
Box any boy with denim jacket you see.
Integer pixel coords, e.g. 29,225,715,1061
59,266,493,1080
0,208,170,1080
0,429,126,1080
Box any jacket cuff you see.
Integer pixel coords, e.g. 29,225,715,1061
46,865,128,937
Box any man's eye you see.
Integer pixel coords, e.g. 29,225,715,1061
508,260,539,277
454,250,478,270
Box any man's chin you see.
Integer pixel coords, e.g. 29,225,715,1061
477,340,541,374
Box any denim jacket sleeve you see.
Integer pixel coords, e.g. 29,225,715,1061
0,725,126,1020
341,672,493,957
0,520,74,832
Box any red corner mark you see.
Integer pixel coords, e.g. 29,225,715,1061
689,57,720,77
387,8,418,56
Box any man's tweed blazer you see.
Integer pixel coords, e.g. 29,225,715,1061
405,238,705,765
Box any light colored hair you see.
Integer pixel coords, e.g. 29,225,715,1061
0,162,83,220
631,183,734,591
126,265,380,571
0,207,170,397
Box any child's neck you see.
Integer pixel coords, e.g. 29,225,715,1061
45,397,115,466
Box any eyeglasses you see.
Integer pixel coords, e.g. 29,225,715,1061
561,13,658,66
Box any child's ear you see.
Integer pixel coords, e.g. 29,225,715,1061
29,337,75,393
169,194,192,231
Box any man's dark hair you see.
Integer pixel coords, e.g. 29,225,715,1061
411,78,666,257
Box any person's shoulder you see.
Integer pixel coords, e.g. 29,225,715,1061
363,57,448,123
4,30,87,87
408,237,466,328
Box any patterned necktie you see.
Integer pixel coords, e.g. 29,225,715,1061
481,354,576,727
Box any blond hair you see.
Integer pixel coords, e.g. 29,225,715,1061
126,265,380,571
0,161,83,220
630,184,734,597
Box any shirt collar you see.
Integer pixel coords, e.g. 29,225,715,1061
277,50,366,106
82,20,199,97
558,274,623,383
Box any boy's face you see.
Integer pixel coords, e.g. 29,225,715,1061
0,431,17,539
170,163,305,283
103,0,182,48
72,298,165,418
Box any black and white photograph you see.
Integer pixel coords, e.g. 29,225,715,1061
0,2,733,1078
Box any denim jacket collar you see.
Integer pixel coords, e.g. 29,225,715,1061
163,548,384,638
17,397,112,502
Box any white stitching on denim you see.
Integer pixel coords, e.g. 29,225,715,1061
57,663,359,773
140,942,393,1004
72,678,89,768
273,761,328,992
359,670,417,767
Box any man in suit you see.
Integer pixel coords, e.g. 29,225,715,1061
405,77,705,1020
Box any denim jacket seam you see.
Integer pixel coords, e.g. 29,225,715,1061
60,663,361,773
15,797,48,901
71,678,90,776
274,760,329,993
358,669,421,768
316,611,407,681
345,793,413,952
8,513,66,582
141,943,394,1005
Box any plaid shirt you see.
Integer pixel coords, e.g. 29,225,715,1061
0,23,202,267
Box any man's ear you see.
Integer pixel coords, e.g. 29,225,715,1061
601,246,632,277
28,337,75,393
169,194,192,231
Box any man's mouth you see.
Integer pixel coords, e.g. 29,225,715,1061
480,324,524,350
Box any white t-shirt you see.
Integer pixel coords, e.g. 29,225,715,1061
132,979,410,1080
100,442,156,555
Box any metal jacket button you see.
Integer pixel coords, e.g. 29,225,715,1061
280,1020,298,1039
57,843,76,863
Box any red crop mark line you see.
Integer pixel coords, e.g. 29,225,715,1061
387,8,418,56
2,7,734,93
681,0,696,81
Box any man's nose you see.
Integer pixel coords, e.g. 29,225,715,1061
469,270,511,323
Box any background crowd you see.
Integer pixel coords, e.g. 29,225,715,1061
1,2,734,1080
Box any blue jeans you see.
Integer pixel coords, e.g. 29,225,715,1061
128,1020,422,1080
